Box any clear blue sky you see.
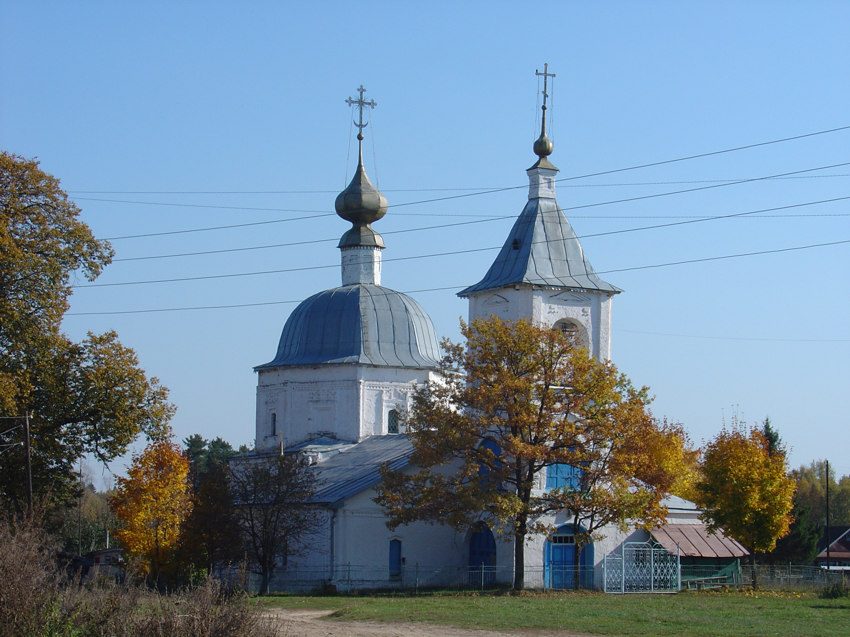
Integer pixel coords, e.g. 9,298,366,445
2,1,848,482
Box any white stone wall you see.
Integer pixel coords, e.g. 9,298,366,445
341,246,382,286
255,364,437,449
467,287,615,361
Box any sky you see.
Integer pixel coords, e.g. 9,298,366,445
2,1,848,483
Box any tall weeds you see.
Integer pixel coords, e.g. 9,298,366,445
0,515,280,636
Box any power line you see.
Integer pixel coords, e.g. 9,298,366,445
620,328,850,343
68,173,850,201
597,239,850,275
76,193,850,286
96,160,850,242
67,123,850,196
111,196,850,263
105,214,336,240
66,238,849,315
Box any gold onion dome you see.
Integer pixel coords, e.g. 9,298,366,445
534,128,554,158
335,150,387,248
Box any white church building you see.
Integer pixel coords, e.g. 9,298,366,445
247,80,745,592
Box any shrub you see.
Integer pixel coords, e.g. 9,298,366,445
819,581,849,599
0,513,278,636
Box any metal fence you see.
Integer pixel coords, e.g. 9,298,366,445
251,562,846,594
603,540,680,593
257,564,596,594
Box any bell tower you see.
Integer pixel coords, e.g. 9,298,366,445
458,65,620,361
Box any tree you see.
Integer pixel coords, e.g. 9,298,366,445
175,436,243,581
765,500,821,564
183,434,238,489
53,480,117,555
695,423,795,588
0,152,174,514
229,453,321,595
375,317,691,590
110,438,193,583
762,416,782,456
795,461,850,526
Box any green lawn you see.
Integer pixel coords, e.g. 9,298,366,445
261,590,850,636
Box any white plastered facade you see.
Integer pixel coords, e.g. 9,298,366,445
467,286,615,362
255,365,438,450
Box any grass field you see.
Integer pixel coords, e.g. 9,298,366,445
261,589,850,636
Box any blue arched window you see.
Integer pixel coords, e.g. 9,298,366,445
477,439,502,489
389,539,402,577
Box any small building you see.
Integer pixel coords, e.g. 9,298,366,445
815,526,850,570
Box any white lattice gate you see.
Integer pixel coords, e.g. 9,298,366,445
604,540,680,593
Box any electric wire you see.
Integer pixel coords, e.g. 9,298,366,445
67,171,850,196
66,238,849,315
111,196,850,263
76,193,850,286
68,123,850,196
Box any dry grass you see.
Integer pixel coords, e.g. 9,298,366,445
0,515,281,636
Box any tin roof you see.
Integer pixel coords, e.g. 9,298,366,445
256,283,441,369
309,435,413,506
651,524,749,558
458,196,621,297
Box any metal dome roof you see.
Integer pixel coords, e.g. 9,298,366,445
256,283,441,369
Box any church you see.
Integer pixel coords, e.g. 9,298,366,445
248,76,746,592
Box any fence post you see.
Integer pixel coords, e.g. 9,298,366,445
621,543,625,594
650,547,655,593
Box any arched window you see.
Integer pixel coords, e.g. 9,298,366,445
388,409,400,434
270,413,277,437
554,319,586,348
389,539,402,577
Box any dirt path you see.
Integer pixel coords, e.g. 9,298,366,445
265,608,597,637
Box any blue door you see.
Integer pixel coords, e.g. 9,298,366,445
545,524,593,589
389,539,402,577
469,523,496,586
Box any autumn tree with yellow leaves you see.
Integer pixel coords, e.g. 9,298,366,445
695,423,795,589
111,438,192,583
376,317,693,590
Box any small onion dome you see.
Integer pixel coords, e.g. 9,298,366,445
533,131,554,158
335,153,387,248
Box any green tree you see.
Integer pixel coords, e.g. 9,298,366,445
175,436,243,581
762,416,782,456
375,317,690,590
695,423,795,588
53,480,117,555
229,453,321,595
765,500,821,564
795,461,850,526
0,152,173,515
183,434,238,489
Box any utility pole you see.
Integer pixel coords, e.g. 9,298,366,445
24,412,33,517
825,459,831,572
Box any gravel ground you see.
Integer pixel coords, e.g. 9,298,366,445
264,608,597,636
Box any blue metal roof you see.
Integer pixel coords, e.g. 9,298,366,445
309,435,413,506
458,197,621,297
256,283,441,369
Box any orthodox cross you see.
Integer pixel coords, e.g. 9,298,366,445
535,63,555,111
345,85,377,141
